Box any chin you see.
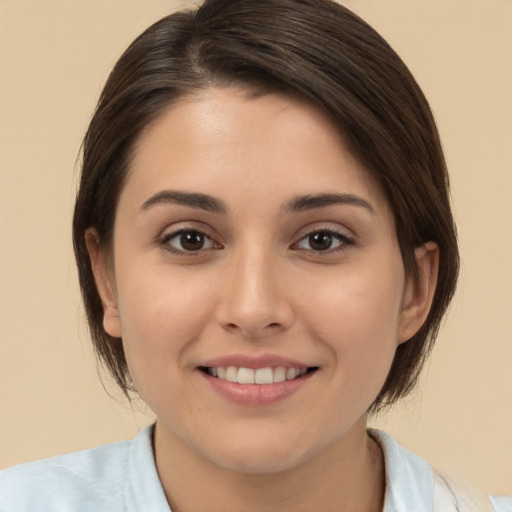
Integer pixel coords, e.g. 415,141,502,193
206,444,307,475
192,424,323,475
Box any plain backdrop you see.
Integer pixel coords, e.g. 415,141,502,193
1,0,511,496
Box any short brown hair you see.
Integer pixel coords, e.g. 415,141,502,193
73,0,459,412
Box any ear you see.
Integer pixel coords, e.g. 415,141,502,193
398,241,439,344
85,229,122,338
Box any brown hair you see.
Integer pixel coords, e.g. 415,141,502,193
73,0,459,412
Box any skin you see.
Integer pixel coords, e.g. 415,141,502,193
87,87,438,512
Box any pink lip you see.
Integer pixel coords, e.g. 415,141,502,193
199,370,315,406
200,353,310,369
197,353,317,406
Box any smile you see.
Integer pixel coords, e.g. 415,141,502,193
202,366,315,384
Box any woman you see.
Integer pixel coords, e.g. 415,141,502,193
0,0,509,510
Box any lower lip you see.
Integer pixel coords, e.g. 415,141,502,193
199,370,315,406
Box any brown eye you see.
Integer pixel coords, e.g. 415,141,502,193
180,231,206,251
294,230,353,252
308,232,334,251
162,230,215,253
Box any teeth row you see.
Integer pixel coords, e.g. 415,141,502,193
207,366,307,385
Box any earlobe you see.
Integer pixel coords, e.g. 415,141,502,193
85,229,122,339
398,241,439,344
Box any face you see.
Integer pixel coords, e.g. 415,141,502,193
89,87,436,474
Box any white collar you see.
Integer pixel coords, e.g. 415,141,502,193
369,429,434,512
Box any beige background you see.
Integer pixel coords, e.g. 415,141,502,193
1,0,511,496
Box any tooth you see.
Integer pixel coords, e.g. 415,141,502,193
225,366,238,383
212,366,308,384
273,367,286,383
286,368,298,380
255,367,273,384
237,367,255,384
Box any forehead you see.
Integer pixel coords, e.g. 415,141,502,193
123,87,387,214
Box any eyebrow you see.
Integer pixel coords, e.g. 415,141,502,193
140,190,374,216
283,193,375,215
140,191,228,214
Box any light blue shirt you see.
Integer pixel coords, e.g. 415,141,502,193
0,426,510,511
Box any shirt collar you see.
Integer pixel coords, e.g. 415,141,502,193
126,425,436,512
370,429,434,512
126,424,171,512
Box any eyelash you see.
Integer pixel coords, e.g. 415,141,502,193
292,229,355,253
159,228,355,256
160,229,221,255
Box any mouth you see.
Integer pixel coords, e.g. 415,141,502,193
199,366,318,384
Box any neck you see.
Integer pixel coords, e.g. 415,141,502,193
154,417,385,512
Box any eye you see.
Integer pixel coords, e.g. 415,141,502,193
161,229,217,253
293,230,353,252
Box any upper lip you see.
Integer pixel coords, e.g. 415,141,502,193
200,353,313,369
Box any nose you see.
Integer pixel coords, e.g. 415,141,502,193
215,246,295,339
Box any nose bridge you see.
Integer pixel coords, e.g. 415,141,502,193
216,239,293,337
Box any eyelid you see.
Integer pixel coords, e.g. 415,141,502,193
156,222,355,256
159,225,223,255
291,226,356,253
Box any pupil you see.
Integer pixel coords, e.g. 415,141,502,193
309,232,332,251
181,232,204,251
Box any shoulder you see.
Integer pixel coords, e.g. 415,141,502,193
434,473,512,512
370,429,512,512
0,426,168,512
489,496,512,512
0,439,130,512
434,474,512,512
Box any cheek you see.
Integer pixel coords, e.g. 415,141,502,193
301,259,405,386
304,259,404,335
114,262,215,386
